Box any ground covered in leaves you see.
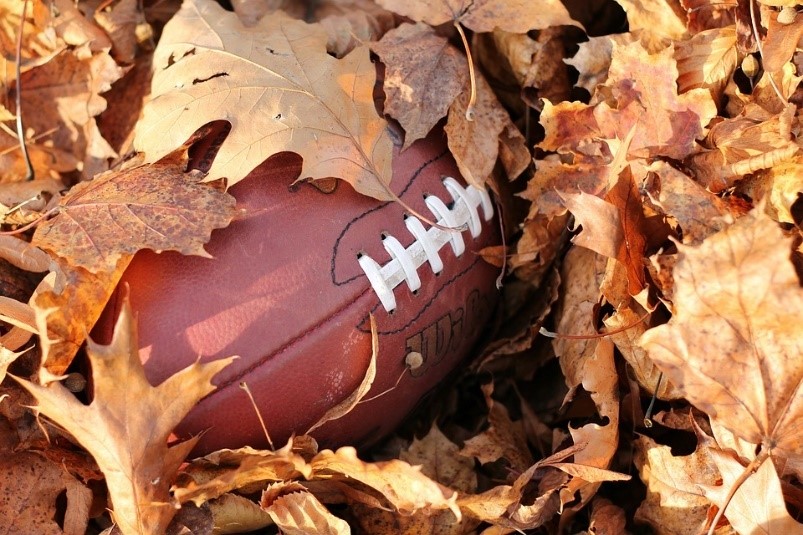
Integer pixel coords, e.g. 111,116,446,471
1,0,802,534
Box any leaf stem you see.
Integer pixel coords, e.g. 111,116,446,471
706,447,770,535
454,22,476,121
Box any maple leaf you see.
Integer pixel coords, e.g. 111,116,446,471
32,147,237,274
135,0,394,200
14,299,235,535
640,208,803,461
370,23,467,150
541,41,717,161
375,0,580,33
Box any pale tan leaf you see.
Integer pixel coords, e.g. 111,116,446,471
640,209,803,457
311,447,461,520
14,300,235,535
136,0,394,200
702,448,803,534
262,486,350,535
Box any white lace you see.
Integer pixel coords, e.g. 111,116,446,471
358,177,494,312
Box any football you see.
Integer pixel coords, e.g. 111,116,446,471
96,125,501,454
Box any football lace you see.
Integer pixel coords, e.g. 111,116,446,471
358,177,494,313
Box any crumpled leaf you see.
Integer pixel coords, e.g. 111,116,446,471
375,0,580,33
541,40,717,161
261,483,350,535
136,0,394,200
312,447,461,520
633,435,718,535
173,442,313,506
32,146,237,274
14,299,235,535
640,208,803,460
370,23,467,150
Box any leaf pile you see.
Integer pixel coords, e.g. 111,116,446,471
1,0,802,534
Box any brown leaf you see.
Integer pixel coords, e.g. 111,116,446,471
675,27,738,99
306,314,377,435
136,0,394,200
460,382,533,474
371,23,467,150
14,299,235,535
374,0,580,33
640,208,803,458
701,446,803,534
633,435,718,535
7,47,123,181
615,0,687,44
262,484,350,535
206,493,273,534
647,160,731,245
445,72,513,187
311,447,461,520
32,148,237,273
403,424,477,493
0,451,92,535
33,261,125,374
173,442,313,506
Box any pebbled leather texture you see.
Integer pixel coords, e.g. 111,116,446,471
96,126,501,454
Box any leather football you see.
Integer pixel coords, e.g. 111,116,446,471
96,126,501,454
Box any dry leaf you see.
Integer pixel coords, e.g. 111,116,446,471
0,451,92,535
14,299,235,535
262,483,350,535
702,446,803,534
312,447,461,520
136,0,394,200
614,0,687,43
460,382,533,475
640,208,803,459
371,23,467,150
445,72,515,187
674,27,738,99
173,442,312,506
32,147,237,273
633,435,718,535
306,314,378,435
375,0,580,33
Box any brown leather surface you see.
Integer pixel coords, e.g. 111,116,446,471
96,127,500,453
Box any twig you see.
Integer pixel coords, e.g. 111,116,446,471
15,0,35,181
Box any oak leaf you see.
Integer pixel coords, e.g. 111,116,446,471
14,299,235,535
136,0,394,200
370,23,467,150
640,208,803,460
374,0,580,33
